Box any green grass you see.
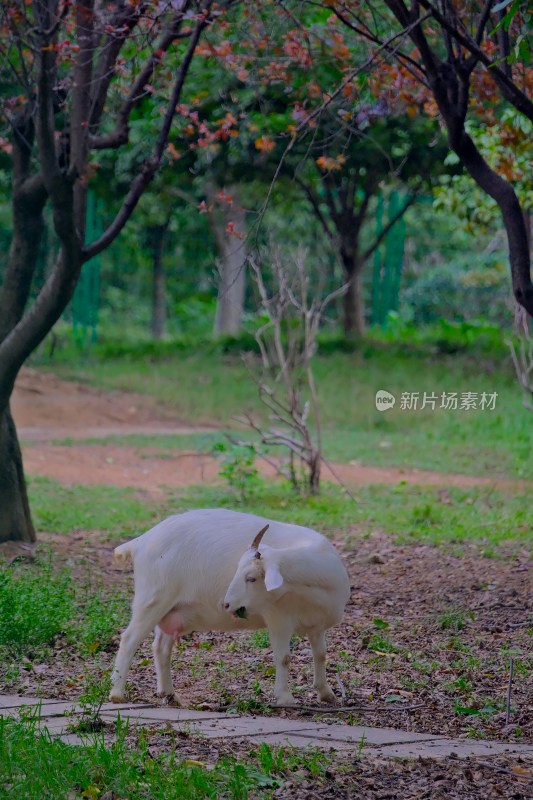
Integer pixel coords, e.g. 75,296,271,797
0,714,331,800
39,344,533,479
0,552,129,658
26,473,532,547
28,476,161,537
166,480,531,547
0,556,74,655
50,431,227,451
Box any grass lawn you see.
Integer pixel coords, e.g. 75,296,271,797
28,475,532,547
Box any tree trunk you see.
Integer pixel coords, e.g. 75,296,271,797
210,191,247,337
0,404,35,544
342,270,365,337
340,242,365,337
150,223,168,339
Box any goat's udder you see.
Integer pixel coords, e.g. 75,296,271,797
158,609,184,641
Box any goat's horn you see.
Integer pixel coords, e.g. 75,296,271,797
251,524,269,550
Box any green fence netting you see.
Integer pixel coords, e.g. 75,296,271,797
371,191,407,326
71,192,101,346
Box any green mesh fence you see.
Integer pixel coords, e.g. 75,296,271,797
371,191,407,326
71,192,101,346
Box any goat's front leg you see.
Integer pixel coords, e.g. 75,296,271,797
308,629,336,704
267,619,296,706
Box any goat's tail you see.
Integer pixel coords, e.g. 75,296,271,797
113,541,134,567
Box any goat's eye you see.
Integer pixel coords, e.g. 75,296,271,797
245,576,257,583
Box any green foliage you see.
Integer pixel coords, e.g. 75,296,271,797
374,318,507,355
401,263,509,327
72,670,113,733
249,630,270,649
397,196,513,327
439,609,471,632
255,742,331,778
365,632,399,654
211,440,263,502
0,557,74,654
434,114,533,227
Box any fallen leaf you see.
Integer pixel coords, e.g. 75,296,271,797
511,765,533,781
384,694,405,703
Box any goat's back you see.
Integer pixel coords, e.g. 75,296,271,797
116,508,332,584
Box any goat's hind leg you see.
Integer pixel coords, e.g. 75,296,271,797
153,626,181,703
308,629,337,704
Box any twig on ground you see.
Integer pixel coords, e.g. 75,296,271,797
320,454,360,505
336,674,347,705
472,760,533,784
271,703,426,713
506,657,515,725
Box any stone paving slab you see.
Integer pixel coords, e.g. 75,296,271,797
179,721,323,740
297,723,441,746
0,695,68,709
3,695,533,761
239,732,356,751
0,695,151,714
376,738,533,759
100,707,236,723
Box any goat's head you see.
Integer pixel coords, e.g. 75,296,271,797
223,524,284,619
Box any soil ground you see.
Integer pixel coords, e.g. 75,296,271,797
10,527,531,743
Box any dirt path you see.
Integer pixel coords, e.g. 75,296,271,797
12,367,180,426
13,368,529,493
20,443,529,496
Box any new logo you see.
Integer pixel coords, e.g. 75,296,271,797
375,390,396,411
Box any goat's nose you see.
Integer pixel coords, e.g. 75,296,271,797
224,602,230,609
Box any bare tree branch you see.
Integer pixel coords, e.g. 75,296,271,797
89,1,192,150
89,0,148,135
294,176,336,241
244,249,346,494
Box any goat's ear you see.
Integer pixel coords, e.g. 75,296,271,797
264,561,283,592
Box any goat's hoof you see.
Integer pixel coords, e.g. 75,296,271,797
158,691,181,705
317,689,337,704
275,693,297,707
109,691,126,703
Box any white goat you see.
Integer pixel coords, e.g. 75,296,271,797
109,508,350,706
